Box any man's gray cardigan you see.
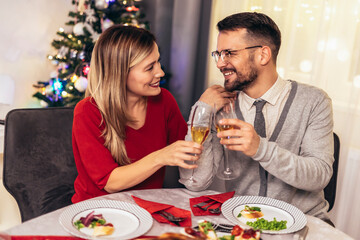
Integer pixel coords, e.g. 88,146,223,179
179,81,334,221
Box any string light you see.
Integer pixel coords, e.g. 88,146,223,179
71,75,78,83
59,27,64,32
82,65,90,76
301,3,309,8
68,34,73,38
61,91,68,97
354,75,360,88
250,6,261,11
277,67,285,78
299,60,312,73
274,6,282,12
126,5,139,11
53,79,62,91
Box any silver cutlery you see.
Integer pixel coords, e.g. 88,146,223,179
193,223,235,233
192,199,214,208
208,206,221,214
157,210,185,226
197,201,218,211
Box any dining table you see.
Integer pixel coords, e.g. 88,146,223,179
1,188,354,240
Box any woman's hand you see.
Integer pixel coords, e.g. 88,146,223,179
153,140,203,169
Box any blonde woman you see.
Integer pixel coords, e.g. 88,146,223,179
72,25,202,203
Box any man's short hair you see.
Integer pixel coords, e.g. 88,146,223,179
217,12,281,61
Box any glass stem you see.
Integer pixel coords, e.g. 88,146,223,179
224,147,232,175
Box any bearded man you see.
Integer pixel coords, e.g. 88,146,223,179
179,12,334,226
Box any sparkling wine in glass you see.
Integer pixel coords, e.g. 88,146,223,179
179,105,210,185
214,102,240,180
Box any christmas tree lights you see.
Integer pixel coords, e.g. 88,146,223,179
33,0,148,107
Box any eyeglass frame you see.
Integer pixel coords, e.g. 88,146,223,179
211,45,263,63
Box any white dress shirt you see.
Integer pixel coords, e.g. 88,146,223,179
238,77,292,138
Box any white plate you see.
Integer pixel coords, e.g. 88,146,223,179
222,196,307,234
59,200,153,240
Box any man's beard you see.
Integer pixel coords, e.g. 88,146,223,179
224,66,258,92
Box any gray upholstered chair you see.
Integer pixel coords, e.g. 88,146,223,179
2,107,184,222
2,107,77,222
324,132,340,212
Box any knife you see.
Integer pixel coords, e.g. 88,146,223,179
293,225,309,240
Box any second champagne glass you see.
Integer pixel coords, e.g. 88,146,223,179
214,102,240,180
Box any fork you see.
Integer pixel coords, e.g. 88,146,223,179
157,210,185,226
192,199,214,208
193,223,235,233
198,201,218,211
208,205,221,214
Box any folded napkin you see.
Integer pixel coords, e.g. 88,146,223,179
132,196,191,227
189,191,235,216
10,236,83,240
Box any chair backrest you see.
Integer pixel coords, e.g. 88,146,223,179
2,107,77,222
163,166,185,188
324,132,340,212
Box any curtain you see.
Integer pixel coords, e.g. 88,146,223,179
143,0,213,118
207,1,360,239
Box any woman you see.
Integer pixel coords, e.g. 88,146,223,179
72,25,202,203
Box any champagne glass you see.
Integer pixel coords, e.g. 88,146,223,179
214,102,240,180
179,105,210,185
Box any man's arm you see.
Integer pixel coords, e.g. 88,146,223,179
218,90,334,191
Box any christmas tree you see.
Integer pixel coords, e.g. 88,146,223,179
33,0,149,107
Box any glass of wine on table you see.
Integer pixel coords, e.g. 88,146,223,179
214,102,240,180
179,105,210,186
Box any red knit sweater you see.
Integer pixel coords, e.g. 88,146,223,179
71,88,187,203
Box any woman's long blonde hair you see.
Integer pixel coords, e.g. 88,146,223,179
86,25,156,165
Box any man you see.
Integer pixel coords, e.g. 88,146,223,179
179,12,334,223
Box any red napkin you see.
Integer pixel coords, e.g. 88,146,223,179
189,191,235,216
132,195,191,227
10,237,84,240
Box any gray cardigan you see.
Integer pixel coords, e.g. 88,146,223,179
179,81,334,221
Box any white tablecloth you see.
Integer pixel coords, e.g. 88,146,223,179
2,188,354,240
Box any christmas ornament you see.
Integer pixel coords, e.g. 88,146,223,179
73,22,92,36
70,50,78,59
78,51,86,60
74,76,88,92
95,0,108,10
85,8,97,24
103,19,114,30
57,46,69,58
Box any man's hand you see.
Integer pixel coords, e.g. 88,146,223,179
199,85,236,109
216,119,261,157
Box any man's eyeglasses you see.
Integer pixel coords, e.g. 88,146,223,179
211,45,262,63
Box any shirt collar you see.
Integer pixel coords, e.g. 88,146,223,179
238,76,286,110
